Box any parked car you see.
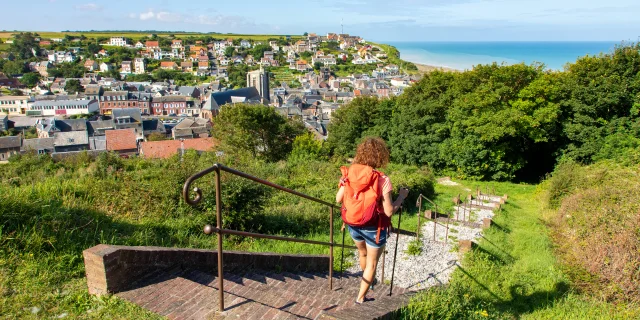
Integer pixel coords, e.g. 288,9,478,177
178,113,188,117
168,113,177,117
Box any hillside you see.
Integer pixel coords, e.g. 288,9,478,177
0,152,434,318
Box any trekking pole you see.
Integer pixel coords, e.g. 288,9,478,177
340,224,345,282
389,205,402,296
381,249,386,284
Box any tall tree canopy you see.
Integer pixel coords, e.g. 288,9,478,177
327,43,640,181
213,104,305,162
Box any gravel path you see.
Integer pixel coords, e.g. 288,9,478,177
346,205,491,291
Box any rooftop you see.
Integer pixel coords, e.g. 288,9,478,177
106,129,137,151
140,138,215,159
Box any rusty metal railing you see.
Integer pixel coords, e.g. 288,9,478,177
182,163,360,312
416,194,450,243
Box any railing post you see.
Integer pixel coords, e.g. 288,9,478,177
215,167,224,312
329,207,334,291
444,204,450,244
416,197,422,239
433,203,437,242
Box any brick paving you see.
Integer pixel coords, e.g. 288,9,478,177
116,267,410,320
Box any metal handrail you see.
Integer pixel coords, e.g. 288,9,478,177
416,194,450,243
203,226,357,250
183,163,349,312
183,163,339,208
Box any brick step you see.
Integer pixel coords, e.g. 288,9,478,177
318,292,416,320
117,267,407,320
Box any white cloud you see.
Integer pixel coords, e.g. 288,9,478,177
139,11,155,21
156,11,183,23
75,3,102,11
130,9,258,28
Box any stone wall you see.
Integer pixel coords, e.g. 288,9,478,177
83,244,330,295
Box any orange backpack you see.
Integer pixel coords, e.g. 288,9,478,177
339,164,390,244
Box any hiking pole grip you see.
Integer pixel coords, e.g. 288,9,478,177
389,205,402,296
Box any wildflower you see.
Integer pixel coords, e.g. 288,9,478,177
481,310,488,317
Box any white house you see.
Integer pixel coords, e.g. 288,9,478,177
214,41,227,50
240,40,251,48
390,78,409,87
134,58,145,74
109,37,128,47
99,62,113,72
135,41,144,49
30,100,99,116
47,51,75,64
312,55,337,66
0,96,33,115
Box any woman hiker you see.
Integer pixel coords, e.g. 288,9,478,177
336,137,409,304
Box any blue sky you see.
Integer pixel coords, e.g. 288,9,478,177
2,0,639,41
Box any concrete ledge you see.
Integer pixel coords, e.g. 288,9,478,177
83,244,329,295
459,240,474,254
482,218,493,229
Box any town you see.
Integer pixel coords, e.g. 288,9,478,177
0,31,420,161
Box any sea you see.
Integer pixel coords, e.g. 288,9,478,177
385,41,623,71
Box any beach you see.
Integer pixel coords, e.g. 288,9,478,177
389,41,619,71
414,62,459,73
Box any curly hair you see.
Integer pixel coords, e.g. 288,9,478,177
353,137,390,169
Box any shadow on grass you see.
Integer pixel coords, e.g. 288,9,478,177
488,221,511,234
479,236,515,262
457,263,571,317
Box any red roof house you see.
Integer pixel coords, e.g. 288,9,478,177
106,129,138,155
139,138,215,159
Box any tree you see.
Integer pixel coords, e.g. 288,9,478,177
289,132,326,162
251,44,272,60
20,72,41,87
2,60,26,76
87,43,103,55
303,32,308,36
225,46,236,58
9,32,40,59
327,97,395,157
313,62,322,71
64,79,84,94
213,104,305,162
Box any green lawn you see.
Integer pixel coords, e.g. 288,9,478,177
401,181,640,319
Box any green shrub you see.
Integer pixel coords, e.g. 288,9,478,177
544,162,640,303
405,238,423,256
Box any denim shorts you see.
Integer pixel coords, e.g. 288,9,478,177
348,225,387,248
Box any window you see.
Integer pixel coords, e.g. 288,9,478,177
68,138,74,143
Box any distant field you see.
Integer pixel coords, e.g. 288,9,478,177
0,43,9,50
0,31,303,41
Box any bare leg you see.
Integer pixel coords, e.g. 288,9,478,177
355,240,367,271
356,245,384,302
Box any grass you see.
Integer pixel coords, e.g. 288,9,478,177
401,180,640,319
0,31,303,42
367,41,420,75
0,153,434,318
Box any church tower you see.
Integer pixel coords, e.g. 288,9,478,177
246,66,270,104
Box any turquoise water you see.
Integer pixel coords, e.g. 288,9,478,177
386,41,622,70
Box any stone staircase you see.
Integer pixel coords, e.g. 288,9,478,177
83,245,412,320
116,267,410,320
